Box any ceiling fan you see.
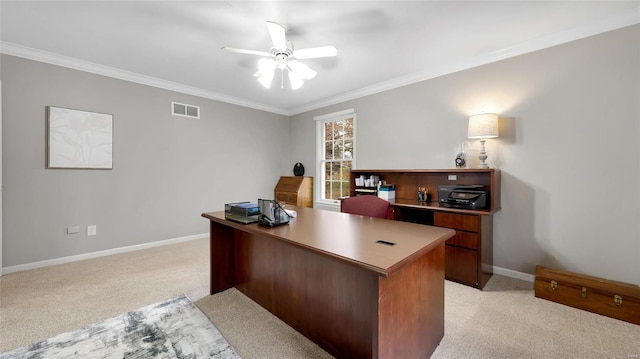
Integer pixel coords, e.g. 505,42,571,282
222,21,337,90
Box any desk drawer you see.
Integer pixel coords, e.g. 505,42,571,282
434,212,479,232
445,246,478,286
446,231,478,250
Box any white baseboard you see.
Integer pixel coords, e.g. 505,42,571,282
1,233,208,275
2,233,537,284
493,265,535,282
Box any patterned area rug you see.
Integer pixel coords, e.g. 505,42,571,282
0,295,241,359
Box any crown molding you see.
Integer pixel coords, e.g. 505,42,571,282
0,42,290,116
2,6,639,118
287,8,640,115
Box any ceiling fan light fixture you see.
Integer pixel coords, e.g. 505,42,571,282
288,71,304,90
288,60,317,80
222,21,337,91
256,58,276,73
254,58,276,88
257,72,274,88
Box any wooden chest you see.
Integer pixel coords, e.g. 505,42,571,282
535,265,640,325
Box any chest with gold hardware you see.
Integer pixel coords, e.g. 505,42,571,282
534,265,640,325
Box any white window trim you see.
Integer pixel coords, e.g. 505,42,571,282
314,109,356,210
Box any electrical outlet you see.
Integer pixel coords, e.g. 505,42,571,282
448,175,458,181
87,225,97,236
67,226,80,234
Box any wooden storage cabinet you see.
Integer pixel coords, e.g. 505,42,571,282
434,212,491,288
275,192,298,204
274,176,313,208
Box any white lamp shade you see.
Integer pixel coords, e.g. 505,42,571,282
468,113,499,139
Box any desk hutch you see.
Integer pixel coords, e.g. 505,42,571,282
349,169,501,289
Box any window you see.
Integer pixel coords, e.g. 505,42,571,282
315,109,356,207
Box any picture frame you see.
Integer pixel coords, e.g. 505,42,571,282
46,106,113,169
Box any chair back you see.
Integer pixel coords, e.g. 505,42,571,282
341,195,390,219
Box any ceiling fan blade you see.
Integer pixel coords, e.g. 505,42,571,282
221,47,271,57
293,46,337,59
266,21,287,50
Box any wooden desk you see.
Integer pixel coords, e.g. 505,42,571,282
202,205,454,359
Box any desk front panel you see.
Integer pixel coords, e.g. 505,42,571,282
234,229,377,358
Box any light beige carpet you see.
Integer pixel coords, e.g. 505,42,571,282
1,237,639,358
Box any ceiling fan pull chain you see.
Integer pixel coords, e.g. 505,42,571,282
281,69,284,89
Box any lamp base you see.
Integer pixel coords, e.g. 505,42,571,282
477,139,489,168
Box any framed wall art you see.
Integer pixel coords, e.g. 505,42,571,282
46,106,113,169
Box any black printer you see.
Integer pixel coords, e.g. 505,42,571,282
438,185,489,210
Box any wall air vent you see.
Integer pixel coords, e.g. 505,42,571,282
171,102,200,119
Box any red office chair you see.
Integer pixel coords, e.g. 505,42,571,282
341,195,390,219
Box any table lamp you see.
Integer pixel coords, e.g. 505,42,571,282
468,113,499,168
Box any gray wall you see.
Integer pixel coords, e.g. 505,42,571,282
1,54,3,272
291,25,640,285
3,25,640,285
2,54,290,267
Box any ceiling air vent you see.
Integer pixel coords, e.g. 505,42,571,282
172,102,200,119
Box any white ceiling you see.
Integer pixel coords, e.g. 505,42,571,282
1,1,639,115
